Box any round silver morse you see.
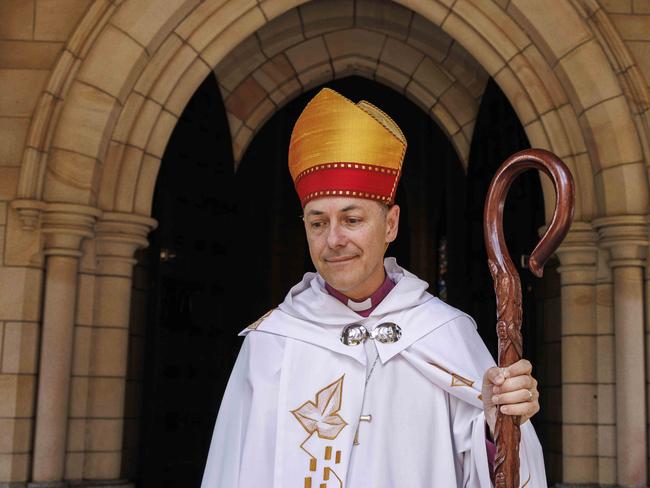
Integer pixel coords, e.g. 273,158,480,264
371,322,402,344
340,323,369,346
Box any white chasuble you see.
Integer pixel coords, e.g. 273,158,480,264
201,259,547,487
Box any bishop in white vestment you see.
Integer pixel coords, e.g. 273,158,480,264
201,88,546,487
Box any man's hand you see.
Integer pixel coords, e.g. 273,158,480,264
481,359,540,438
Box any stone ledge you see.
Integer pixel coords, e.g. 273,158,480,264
69,482,133,488
26,483,66,488
553,484,617,488
0,482,134,488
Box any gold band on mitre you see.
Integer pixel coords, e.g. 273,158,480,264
288,88,407,207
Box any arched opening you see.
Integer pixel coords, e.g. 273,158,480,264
136,72,238,487
138,74,467,485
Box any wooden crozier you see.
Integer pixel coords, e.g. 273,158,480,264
483,149,575,487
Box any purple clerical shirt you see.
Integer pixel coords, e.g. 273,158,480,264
324,273,395,316
324,271,496,476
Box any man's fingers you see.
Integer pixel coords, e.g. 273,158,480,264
500,401,540,418
505,359,532,377
484,360,540,424
492,388,536,405
493,375,536,394
483,366,506,386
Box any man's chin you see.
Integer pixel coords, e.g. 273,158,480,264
321,273,358,294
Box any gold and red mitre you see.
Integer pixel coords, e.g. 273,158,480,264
288,88,407,207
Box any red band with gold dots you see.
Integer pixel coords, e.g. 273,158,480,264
295,164,399,207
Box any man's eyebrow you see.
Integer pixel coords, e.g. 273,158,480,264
341,205,361,212
305,205,361,216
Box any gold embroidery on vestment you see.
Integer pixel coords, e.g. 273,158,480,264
427,361,475,388
246,308,275,330
291,375,347,439
291,376,347,488
451,373,474,388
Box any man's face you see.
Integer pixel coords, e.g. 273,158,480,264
303,197,400,300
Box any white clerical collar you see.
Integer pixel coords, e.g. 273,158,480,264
324,273,396,316
347,297,372,311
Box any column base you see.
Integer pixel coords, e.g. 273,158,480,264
26,483,67,488
14,482,133,488
553,485,617,488
69,482,133,488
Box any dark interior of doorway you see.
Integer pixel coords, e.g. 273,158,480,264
136,74,545,487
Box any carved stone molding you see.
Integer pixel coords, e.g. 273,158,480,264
593,215,648,268
555,221,598,285
40,203,103,258
10,198,46,231
94,212,158,277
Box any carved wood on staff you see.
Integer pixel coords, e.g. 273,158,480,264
483,149,575,488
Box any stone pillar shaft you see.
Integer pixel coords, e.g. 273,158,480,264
32,255,80,481
595,249,616,485
31,205,101,483
595,215,648,488
555,223,598,484
81,212,156,481
614,265,646,485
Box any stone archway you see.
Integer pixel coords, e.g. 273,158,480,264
14,0,647,222
216,3,487,168
8,0,650,486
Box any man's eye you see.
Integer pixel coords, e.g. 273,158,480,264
310,221,324,229
347,218,361,225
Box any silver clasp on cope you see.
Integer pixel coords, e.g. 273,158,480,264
340,323,369,345
340,322,402,345
372,322,402,343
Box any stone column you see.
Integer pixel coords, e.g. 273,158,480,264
645,214,650,486
555,222,598,484
595,215,648,488
82,212,156,485
595,248,616,485
31,204,102,485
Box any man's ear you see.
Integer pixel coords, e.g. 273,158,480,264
385,205,400,243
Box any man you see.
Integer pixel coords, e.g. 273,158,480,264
201,88,546,487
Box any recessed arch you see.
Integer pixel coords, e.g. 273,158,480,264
215,3,488,170
13,0,650,227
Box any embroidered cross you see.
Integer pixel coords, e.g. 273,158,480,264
353,414,372,445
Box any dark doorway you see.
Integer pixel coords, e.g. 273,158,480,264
137,74,546,487
137,72,238,488
465,78,544,358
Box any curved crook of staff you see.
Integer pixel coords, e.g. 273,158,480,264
483,148,575,488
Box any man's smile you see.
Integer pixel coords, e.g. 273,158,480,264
324,255,358,264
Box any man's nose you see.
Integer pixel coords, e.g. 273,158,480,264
326,222,347,248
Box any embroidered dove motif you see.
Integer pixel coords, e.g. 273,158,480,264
291,375,348,440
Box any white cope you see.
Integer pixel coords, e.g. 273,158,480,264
201,258,547,487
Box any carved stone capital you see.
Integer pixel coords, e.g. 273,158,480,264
553,222,598,285
41,203,103,258
10,198,46,230
95,212,158,276
593,215,648,268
